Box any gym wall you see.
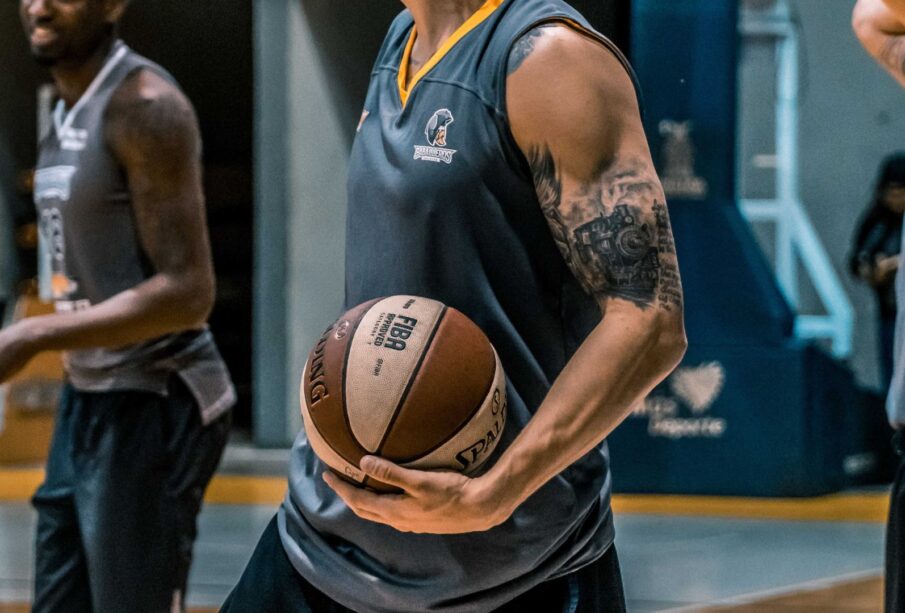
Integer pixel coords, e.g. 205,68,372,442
740,0,905,391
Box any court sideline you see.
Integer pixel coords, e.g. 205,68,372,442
0,446,890,612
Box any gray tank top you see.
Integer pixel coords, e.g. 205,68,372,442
280,1,637,610
33,41,234,423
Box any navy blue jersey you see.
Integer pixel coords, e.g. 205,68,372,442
280,1,639,610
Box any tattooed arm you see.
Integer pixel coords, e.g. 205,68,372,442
327,25,686,535
854,0,905,88
473,23,687,511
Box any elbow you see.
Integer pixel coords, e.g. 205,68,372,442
852,1,869,41
174,272,215,330
852,1,881,50
651,309,688,375
189,275,216,327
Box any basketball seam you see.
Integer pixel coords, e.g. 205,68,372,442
390,346,499,465
373,305,449,458
327,299,380,482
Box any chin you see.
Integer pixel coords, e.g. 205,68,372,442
30,46,61,67
32,54,58,67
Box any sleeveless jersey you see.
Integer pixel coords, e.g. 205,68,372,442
280,1,639,610
33,41,235,423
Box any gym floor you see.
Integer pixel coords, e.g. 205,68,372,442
0,445,889,612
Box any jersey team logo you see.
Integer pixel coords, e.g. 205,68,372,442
414,108,457,164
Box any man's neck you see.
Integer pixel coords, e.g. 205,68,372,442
51,36,116,108
402,0,487,55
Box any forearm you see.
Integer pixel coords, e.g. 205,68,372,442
485,308,686,513
23,272,212,352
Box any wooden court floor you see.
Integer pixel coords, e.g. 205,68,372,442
0,577,885,612
703,576,883,612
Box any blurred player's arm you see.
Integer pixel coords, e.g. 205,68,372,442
327,25,686,534
854,0,905,87
0,69,214,381
485,24,687,512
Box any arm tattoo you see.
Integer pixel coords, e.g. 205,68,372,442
508,26,554,75
528,145,683,311
882,36,905,76
528,147,573,268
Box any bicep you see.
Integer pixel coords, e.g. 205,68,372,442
106,71,210,277
507,27,682,313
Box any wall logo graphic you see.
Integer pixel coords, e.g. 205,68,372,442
670,362,725,413
633,361,727,439
658,120,709,200
414,108,456,164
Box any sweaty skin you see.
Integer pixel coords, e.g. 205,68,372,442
0,0,215,382
854,0,905,87
324,8,687,535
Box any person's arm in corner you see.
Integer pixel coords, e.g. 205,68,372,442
854,0,905,87
0,69,215,382
324,25,687,534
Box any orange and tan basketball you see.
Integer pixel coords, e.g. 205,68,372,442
300,295,507,490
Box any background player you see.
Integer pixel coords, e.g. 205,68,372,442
855,1,905,610
7,0,235,610
224,0,686,611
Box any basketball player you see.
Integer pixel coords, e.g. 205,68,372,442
855,1,905,610
7,1,235,611
224,0,686,611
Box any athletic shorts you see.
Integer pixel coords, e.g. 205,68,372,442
31,376,230,613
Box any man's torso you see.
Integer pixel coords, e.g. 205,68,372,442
280,1,639,611
34,41,234,422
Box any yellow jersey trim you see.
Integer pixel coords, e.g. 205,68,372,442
397,0,506,107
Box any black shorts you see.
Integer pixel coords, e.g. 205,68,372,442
31,377,230,613
222,516,627,613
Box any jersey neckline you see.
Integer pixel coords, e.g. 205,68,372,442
53,40,128,142
396,0,505,107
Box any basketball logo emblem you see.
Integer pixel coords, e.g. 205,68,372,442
425,109,454,147
414,108,457,164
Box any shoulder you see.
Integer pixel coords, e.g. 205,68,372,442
105,68,199,158
506,23,636,97
506,24,642,168
106,69,196,139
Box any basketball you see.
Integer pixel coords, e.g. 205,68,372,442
300,295,507,490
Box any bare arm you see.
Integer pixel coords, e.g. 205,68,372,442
483,24,687,509
854,0,905,87
325,25,686,534
0,70,215,380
